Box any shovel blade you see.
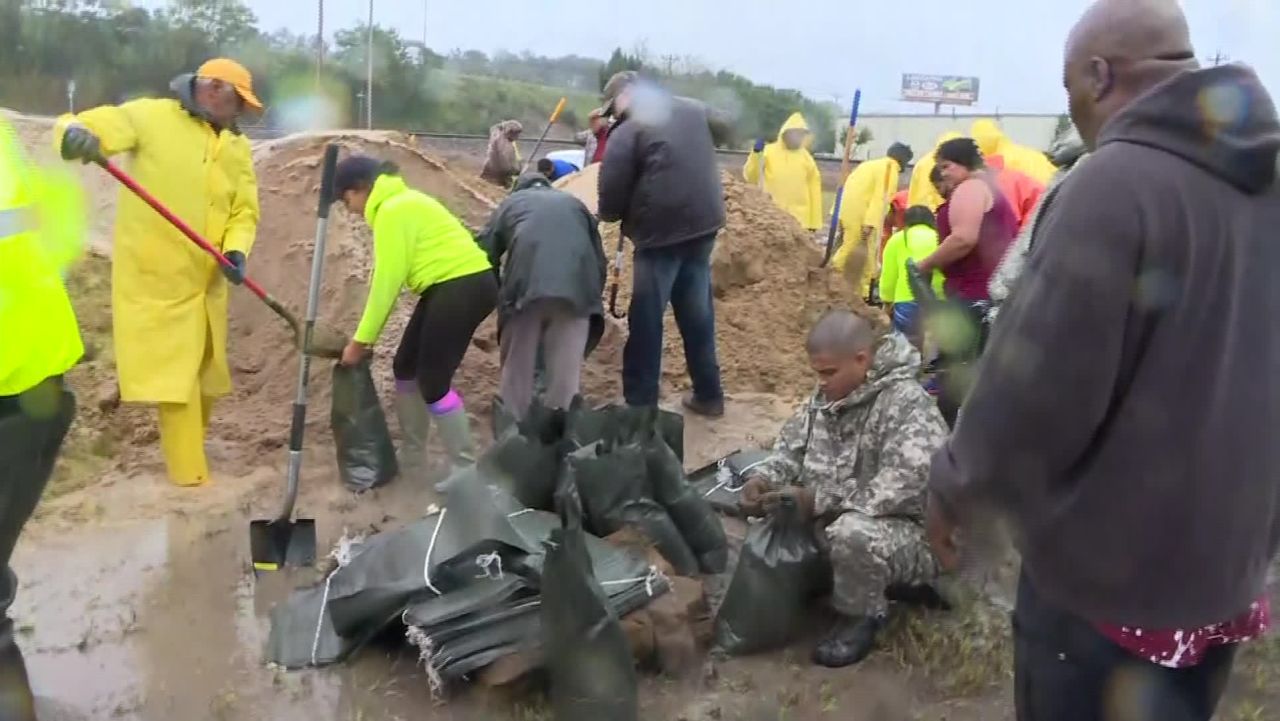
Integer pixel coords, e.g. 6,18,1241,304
250,518,317,571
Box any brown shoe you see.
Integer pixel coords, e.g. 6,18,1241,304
681,393,725,418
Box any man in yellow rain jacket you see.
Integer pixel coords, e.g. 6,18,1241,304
970,118,1056,184
832,142,913,296
907,131,961,210
0,115,85,719
54,58,262,487
743,112,823,231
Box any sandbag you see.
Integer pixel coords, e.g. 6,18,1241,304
566,401,685,463
331,362,398,492
566,442,699,576
478,397,565,510
637,411,728,573
713,497,829,655
689,449,773,516
542,508,639,721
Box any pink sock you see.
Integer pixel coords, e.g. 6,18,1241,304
428,388,463,416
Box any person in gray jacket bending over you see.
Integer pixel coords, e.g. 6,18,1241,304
478,172,606,420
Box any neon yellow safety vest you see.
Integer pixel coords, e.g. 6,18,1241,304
0,117,85,396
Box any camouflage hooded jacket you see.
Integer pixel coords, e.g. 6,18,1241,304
754,332,949,521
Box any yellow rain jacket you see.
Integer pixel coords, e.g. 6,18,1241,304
0,118,86,397
743,112,822,230
907,131,962,210
53,77,260,404
970,119,1056,184
832,156,901,292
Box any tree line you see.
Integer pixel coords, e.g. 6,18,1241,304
1,0,837,150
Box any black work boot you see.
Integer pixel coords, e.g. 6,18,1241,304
812,614,884,668
681,393,725,419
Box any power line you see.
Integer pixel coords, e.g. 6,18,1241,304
1207,50,1230,67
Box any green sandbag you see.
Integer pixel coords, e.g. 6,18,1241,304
566,442,699,576
331,361,398,492
713,497,830,655
542,507,639,721
636,409,728,573
478,397,564,510
566,400,685,463
689,449,773,517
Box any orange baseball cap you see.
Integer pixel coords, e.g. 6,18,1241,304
196,58,263,111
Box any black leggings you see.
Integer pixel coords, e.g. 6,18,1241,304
393,270,497,404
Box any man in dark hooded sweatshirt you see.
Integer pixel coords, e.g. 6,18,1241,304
478,173,606,420
927,0,1280,719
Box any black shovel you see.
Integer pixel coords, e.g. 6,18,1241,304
251,143,340,571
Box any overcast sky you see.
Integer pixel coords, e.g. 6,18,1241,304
134,0,1277,115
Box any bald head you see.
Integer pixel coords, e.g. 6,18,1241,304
1064,0,1197,149
806,309,876,358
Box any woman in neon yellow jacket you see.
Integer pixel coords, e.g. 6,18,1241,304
743,112,823,230
878,205,945,345
335,155,496,476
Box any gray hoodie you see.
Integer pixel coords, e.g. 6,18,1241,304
931,64,1280,628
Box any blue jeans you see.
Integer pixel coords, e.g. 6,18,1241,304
891,301,920,337
623,235,723,406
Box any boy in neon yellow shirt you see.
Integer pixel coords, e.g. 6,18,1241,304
878,205,944,344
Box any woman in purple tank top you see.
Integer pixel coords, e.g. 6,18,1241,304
916,137,1019,301
915,137,1018,426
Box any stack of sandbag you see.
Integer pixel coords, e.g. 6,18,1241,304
264,474,668,691
484,397,728,575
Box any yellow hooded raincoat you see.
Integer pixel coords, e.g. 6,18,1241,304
832,155,901,294
743,112,823,230
54,89,259,406
970,119,1057,184
907,131,962,210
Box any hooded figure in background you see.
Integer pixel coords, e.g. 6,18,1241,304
478,172,606,420
53,58,262,487
481,119,523,187
970,118,1057,184
832,142,914,297
744,112,823,231
907,131,961,210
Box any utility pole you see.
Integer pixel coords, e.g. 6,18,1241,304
365,0,374,129
1207,50,1229,67
423,0,428,49
315,0,324,90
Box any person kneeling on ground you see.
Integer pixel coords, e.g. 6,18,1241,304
479,173,606,419
535,157,578,182
334,155,497,478
740,309,948,668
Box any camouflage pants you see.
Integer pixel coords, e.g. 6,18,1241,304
826,512,939,618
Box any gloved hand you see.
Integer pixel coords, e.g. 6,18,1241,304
761,485,817,521
221,250,247,285
60,124,101,164
739,475,771,517
753,138,766,153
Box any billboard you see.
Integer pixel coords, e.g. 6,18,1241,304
901,74,980,106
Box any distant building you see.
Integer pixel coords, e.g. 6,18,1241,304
827,113,1064,161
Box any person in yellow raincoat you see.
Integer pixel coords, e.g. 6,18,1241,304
743,112,822,231
970,118,1056,184
907,131,962,210
53,58,262,487
832,142,913,297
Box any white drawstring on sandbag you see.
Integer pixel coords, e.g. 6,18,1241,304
309,529,366,667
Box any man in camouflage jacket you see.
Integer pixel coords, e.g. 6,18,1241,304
742,310,948,668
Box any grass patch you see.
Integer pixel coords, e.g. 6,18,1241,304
881,587,1014,697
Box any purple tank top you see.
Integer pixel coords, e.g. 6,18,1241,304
941,175,1019,301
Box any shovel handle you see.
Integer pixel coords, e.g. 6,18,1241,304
97,158,273,302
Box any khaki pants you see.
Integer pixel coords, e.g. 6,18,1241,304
499,299,590,420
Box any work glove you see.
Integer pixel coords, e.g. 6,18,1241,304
739,475,771,517
60,124,101,164
752,138,766,153
221,250,247,285
761,485,817,522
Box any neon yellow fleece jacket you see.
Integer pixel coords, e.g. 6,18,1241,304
353,174,491,344
743,112,823,230
878,224,945,303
